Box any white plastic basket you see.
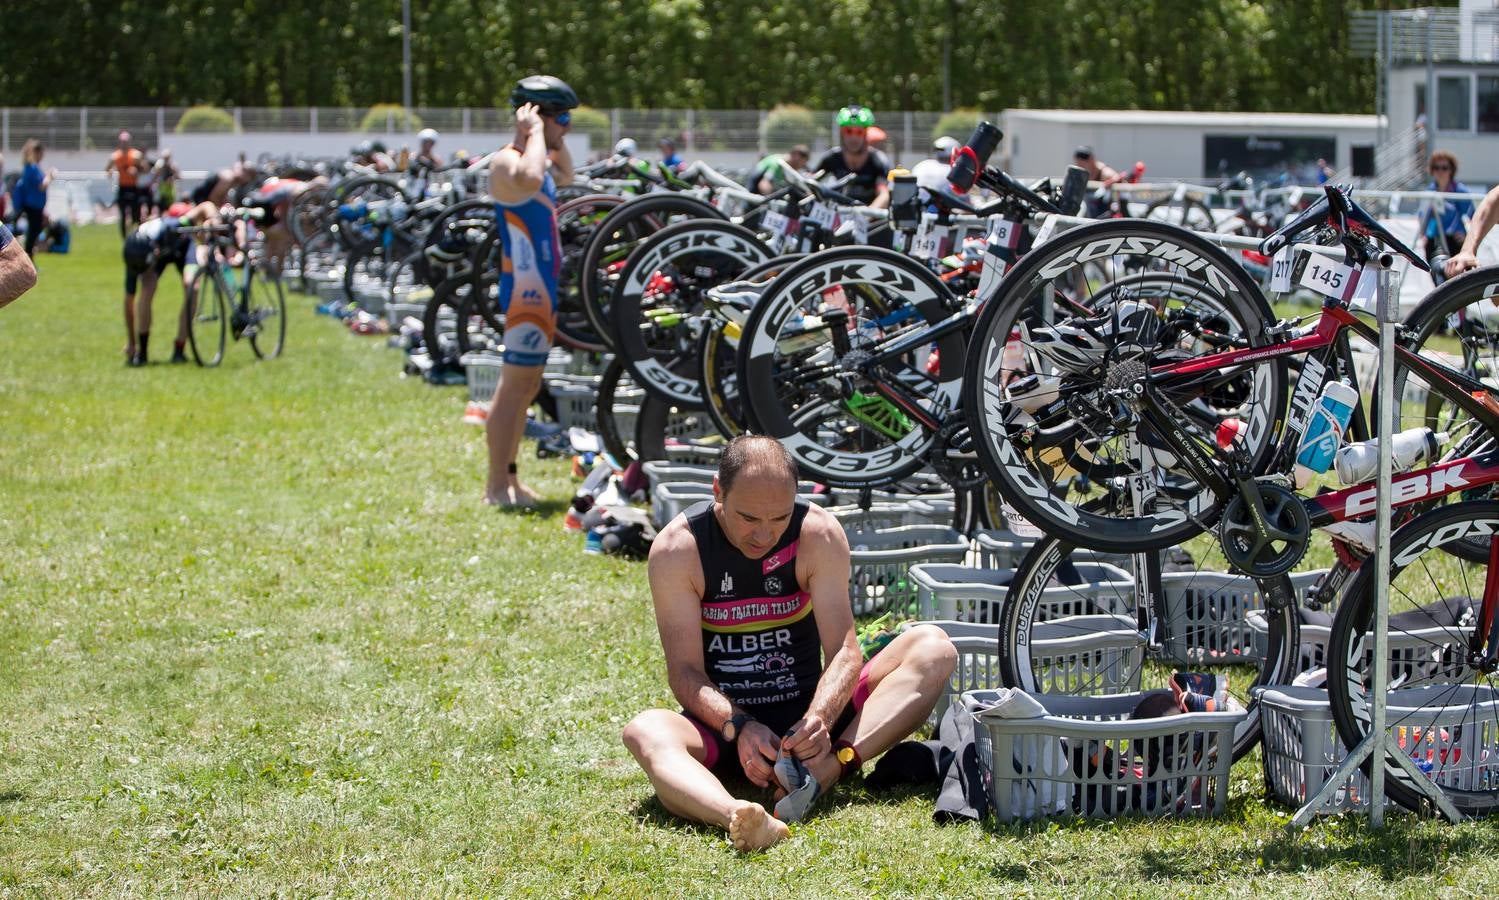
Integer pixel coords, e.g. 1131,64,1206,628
544,375,601,433
967,689,1244,822
909,561,1133,624
1258,684,1499,814
460,352,504,405
927,617,1143,723
642,462,717,494
847,525,971,617
1157,569,1328,666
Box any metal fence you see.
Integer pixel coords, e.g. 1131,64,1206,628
0,107,992,159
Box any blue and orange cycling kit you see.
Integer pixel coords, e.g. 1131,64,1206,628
495,153,561,366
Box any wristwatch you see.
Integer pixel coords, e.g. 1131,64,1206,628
721,712,753,743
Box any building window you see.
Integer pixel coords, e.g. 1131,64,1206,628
1480,76,1499,133
1438,76,1471,131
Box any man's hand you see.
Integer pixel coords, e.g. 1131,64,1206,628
780,713,831,762
1447,251,1480,279
515,103,543,139
736,720,781,788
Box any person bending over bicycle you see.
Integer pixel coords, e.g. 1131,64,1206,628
189,161,256,209
622,435,956,851
482,74,577,508
242,175,323,274
813,106,890,209
121,200,220,366
1445,183,1499,279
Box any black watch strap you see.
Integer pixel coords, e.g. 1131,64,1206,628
723,712,752,742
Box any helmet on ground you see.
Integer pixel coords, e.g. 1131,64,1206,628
417,128,439,144
510,75,579,111
614,138,638,157
836,105,875,129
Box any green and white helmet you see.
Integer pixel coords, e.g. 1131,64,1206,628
836,105,875,128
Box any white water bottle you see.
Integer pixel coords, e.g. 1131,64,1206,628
1335,428,1447,485
1294,380,1360,489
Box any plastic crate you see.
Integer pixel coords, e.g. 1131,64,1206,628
353,281,387,315
385,300,428,332
966,689,1245,822
908,562,1129,623
847,525,971,617
829,503,931,535
1249,597,1478,680
545,376,602,432
1157,569,1328,667
1258,684,1499,814
927,617,1142,722
642,462,716,494
460,352,504,404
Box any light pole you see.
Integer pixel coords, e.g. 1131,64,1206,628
402,0,413,117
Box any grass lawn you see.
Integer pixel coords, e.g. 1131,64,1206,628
1,225,1496,896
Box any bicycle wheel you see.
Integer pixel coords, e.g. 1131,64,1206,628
612,219,770,408
697,255,806,438
596,356,645,463
1326,499,1499,816
1387,267,1499,542
1000,528,1299,762
247,272,287,360
578,193,725,346
421,274,469,369
632,393,721,463
737,246,964,488
186,267,228,368
554,194,626,352
963,218,1288,554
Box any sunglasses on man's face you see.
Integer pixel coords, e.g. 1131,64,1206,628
542,110,572,126
1431,164,1452,172
841,126,867,137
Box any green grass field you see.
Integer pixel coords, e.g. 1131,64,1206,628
1,225,1496,896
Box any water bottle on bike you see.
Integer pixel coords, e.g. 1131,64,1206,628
1293,380,1359,489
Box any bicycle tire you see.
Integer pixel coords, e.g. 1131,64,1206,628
553,193,627,352
595,356,644,463
611,219,770,408
186,267,228,367
577,193,725,347
1387,266,1499,554
736,245,965,488
962,218,1287,554
248,272,287,360
421,273,470,369
1325,499,1499,817
999,530,1299,762
697,254,803,438
632,393,721,463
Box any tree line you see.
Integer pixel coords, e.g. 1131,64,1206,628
0,0,1431,114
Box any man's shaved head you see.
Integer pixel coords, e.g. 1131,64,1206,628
717,434,798,497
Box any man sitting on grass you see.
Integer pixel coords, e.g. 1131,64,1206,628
622,434,956,851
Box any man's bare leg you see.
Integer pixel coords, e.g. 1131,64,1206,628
123,292,137,360
805,624,957,792
484,362,546,506
622,710,789,851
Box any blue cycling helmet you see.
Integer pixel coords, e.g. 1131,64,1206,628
510,75,579,111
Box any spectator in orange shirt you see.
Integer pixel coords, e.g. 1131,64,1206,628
105,131,146,238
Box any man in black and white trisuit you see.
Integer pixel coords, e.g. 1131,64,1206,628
121,200,219,366
622,434,956,852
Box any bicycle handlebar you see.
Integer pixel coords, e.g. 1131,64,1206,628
1258,184,1429,272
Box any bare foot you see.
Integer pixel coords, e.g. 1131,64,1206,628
506,479,540,508
728,801,788,852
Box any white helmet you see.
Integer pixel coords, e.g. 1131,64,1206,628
417,128,439,144
614,138,638,157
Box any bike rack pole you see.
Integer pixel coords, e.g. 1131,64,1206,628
1289,255,1461,828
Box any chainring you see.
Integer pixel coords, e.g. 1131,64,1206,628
1217,481,1311,577
930,417,990,489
